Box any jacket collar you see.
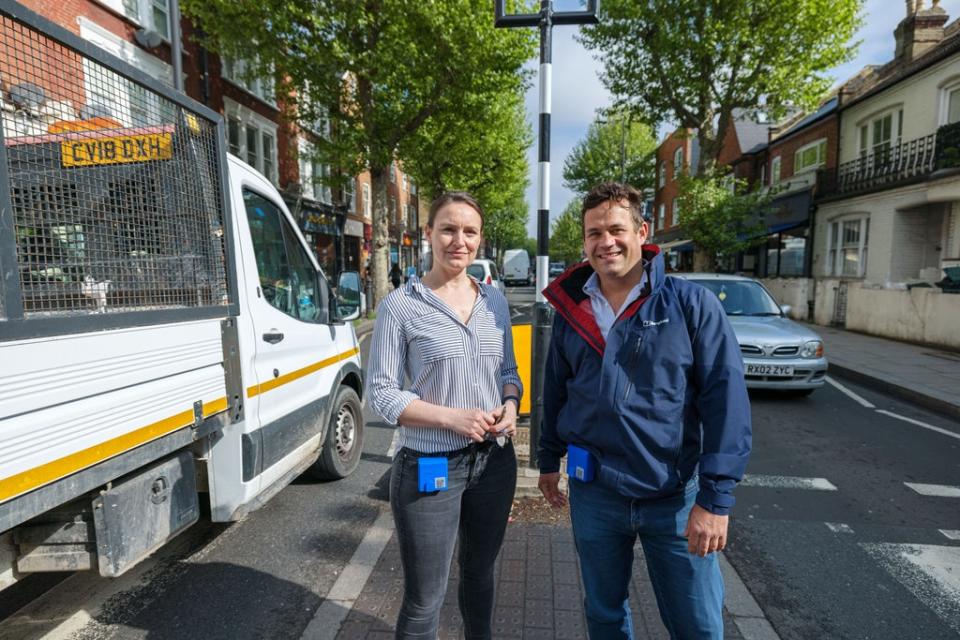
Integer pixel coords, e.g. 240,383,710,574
543,245,664,355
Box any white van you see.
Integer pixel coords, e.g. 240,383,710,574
502,249,531,286
0,7,363,590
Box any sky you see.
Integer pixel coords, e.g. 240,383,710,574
521,0,960,237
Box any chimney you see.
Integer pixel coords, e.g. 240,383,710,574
895,0,949,64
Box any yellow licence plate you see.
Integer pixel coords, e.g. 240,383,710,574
61,132,173,167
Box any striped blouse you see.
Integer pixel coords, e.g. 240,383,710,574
367,276,523,453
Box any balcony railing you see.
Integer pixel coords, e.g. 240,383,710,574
817,121,960,199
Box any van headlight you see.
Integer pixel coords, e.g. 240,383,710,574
801,340,824,358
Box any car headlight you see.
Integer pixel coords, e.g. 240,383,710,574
801,340,824,358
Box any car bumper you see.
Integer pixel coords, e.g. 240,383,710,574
742,356,828,390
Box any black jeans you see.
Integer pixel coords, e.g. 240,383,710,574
390,440,517,639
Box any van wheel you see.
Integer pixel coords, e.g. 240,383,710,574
309,386,363,480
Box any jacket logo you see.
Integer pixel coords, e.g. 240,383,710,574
642,319,670,327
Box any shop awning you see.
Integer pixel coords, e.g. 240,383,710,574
659,239,693,252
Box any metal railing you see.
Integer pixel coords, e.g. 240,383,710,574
817,121,960,199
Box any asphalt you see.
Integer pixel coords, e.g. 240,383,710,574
347,314,960,639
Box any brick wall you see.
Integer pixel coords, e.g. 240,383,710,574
654,130,693,231
767,115,838,184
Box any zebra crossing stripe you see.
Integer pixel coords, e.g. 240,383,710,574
861,543,960,635
740,474,838,491
825,522,854,534
904,482,960,498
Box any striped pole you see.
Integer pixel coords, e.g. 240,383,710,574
495,0,599,469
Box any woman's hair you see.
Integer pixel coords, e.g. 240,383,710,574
427,191,485,229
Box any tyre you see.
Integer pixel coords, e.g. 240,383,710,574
308,385,363,480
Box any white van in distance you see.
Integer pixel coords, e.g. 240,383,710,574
502,249,531,286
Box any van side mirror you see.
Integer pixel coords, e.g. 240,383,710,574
336,271,363,322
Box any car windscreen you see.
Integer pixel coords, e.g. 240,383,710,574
689,280,782,316
467,264,485,280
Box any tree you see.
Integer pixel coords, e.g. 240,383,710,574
400,88,532,265
676,174,770,271
563,111,657,195
550,200,584,265
182,0,536,306
522,237,538,258
580,0,862,174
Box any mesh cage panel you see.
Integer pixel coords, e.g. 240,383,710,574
1,13,229,318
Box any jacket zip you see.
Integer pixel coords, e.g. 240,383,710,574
622,333,645,401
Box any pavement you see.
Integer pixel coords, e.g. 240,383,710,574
340,315,960,640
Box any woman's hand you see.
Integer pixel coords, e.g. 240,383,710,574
443,408,497,442
490,401,518,438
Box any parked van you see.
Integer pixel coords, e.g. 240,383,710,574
502,249,531,286
0,4,363,590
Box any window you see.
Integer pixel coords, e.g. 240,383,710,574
78,17,173,126
794,139,827,174
658,203,665,229
770,156,782,185
390,196,398,221
344,178,356,213
390,162,397,183
407,203,417,228
222,56,276,106
859,110,901,158
362,184,372,218
402,173,408,192
671,198,679,226
243,189,328,322
410,180,417,196
658,161,667,188
940,81,960,125
224,98,279,184
298,140,332,204
95,0,169,38
826,217,869,277
673,147,683,177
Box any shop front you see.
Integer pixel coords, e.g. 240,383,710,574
736,189,813,278
298,203,342,278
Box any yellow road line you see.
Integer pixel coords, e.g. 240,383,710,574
247,347,360,398
0,397,227,504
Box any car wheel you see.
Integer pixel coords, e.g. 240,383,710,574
308,385,363,480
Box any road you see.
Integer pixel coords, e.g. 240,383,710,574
1,285,958,639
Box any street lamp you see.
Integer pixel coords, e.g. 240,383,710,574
495,0,600,468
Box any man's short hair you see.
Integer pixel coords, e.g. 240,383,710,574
581,182,644,235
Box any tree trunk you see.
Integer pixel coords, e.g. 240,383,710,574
371,167,391,308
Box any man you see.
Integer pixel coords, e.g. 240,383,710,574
538,182,751,639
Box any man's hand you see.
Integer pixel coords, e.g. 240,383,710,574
538,472,567,508
683,504,728,557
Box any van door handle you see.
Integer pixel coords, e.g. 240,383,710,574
262,331,284,344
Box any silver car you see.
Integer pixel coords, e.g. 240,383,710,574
674,273,828,395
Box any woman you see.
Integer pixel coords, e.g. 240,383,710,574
368,191,522,640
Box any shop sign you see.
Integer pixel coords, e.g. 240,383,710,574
344,219,364,238
303,210,339,236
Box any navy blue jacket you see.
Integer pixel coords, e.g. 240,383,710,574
539,247,752,515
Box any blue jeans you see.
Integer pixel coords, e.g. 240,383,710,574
390,440,516,640
569,478,724,640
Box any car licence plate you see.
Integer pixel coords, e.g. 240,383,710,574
746,363,794,377
61,132,173,167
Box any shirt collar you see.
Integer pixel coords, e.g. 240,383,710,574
409,274,488,299
581,260,649,298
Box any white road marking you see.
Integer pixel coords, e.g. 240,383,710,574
741,474,838,491
300,510,395,640
386,429,400,458
862,543,960,634
904,482,960,498
825,376,876,408
825,522,854,534
876,410,960,443
939,530,960,541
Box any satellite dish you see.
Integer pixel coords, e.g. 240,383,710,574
134,28,163,49
9,82,45,111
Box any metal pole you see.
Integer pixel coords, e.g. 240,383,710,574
495,0,599,470
169,0,184,92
